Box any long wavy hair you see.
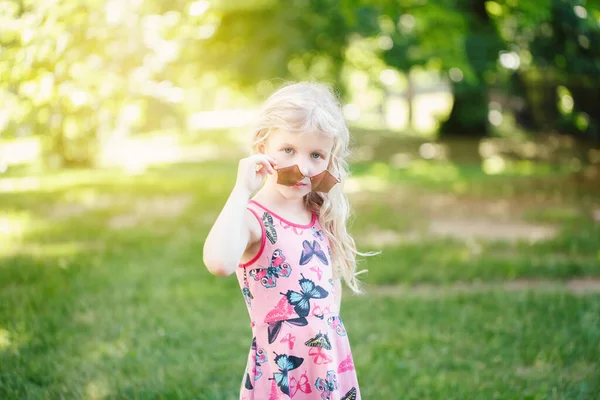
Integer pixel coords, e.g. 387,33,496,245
250,81,374,294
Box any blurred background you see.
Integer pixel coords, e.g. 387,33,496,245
1,0,599,398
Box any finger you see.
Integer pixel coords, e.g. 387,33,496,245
266,155,277,167
258,159,275,175
258,167,268,178
253,154,277,167
249,155,276,175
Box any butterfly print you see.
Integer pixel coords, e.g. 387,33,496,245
244,371,253,390
262,212,277,244
337,354,355,373
308,347,333,365
265,296,308,344
270,353,304,396
315,370,339,400
310,265,323,281
268,318,307,344
312,226,325,241
327,315,347,336
312,305,331,320
251,337,268,380
268,379,279,400
289,371,312,396
341,387,358,400
242,286,253,308
299,240,328,265
304,331,332,350
281,274,329,318
280,333,296,350
249,249,292,288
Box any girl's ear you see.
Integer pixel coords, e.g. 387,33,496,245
257,143,266,154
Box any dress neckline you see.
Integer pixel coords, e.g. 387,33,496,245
249,199,317,229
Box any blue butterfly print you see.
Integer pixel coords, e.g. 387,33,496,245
267,317,308,344
299,240,328,266
281,274,329,317
249,249,292,288
270,353,304,396
242,286,253,308
315,370,340,399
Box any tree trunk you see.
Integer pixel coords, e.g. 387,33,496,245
439,0,501,138
440,81,488,137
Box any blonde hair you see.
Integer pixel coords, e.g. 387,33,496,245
250,81,374,294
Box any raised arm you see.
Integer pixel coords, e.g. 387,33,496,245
202,155,276,276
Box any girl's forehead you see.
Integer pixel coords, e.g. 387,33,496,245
270,129,334,149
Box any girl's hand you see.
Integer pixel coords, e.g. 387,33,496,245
235,154,277,195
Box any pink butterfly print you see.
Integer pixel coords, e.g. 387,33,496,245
255,348,268,365
265,296,309,343
327,315,347,336
308,347,333,365
310,266,323,280
265,296,296,323
280,333,296,350
337,354,355,373
279,220,305,235
312,305,331,319
289,371,312,396
250,337,268,380
249,249,292,288
252,365,262,380
269,378,280,400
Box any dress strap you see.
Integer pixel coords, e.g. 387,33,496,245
239,203,266,268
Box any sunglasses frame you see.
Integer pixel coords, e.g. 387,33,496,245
275,164,341,193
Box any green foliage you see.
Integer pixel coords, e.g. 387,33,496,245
1,0,600,166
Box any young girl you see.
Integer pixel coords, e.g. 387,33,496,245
203,82,367,400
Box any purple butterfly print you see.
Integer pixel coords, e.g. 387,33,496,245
299,240,328,266
312,226,325,241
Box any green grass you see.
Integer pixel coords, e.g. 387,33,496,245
1,139,599,398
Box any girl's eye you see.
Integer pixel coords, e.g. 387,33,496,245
283,148,293,154
311,153,322,159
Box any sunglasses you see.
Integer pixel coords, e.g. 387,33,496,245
275,164,341,193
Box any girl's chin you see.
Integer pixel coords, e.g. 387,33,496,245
279,185,310,198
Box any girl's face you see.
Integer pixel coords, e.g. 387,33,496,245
261,129,334,198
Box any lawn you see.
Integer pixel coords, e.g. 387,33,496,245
1,133,599,399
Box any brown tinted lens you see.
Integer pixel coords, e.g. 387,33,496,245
310,170,340,193
276,164,305,186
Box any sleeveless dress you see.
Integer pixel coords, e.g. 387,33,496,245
236,200,361,400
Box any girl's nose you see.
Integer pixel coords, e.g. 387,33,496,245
298,163,310,178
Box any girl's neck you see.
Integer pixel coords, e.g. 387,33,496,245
251,187,309,219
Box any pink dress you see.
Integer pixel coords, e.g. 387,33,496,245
236,200,361,400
